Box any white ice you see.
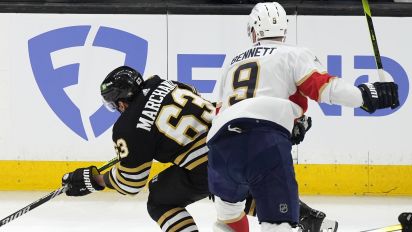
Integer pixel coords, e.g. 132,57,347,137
0,191,411,232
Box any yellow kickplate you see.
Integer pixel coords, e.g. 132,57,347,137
0,161,411,196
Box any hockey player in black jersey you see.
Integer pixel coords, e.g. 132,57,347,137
62,65,334,232
64,66,212,232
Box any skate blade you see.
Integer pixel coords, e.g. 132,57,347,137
320,219,338,232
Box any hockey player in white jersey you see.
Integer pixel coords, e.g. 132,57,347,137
207,2,399,232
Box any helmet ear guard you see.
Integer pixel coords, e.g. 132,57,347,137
100,66,144,112
247,2,288,42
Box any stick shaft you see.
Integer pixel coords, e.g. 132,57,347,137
362,0,383,69
0,157,119,227
362,0,391,82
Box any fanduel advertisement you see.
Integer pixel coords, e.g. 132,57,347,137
2,14,167,160
0,14,410,164
28,25,148,140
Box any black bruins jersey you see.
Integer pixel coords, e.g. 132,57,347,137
103,76,214,195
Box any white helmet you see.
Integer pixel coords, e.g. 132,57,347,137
247,2,288,41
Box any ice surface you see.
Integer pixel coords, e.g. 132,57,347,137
0,191,411,232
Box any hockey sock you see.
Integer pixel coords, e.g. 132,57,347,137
226,214,249,232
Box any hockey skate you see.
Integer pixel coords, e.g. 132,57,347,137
298,209,325,232
298,201,338,232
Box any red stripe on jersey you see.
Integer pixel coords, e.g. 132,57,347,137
216,106,221,115
298,72,334,101
289,90,307,114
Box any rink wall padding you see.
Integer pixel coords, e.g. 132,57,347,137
0,161,171,192
0,1,411,17
1,161,412,196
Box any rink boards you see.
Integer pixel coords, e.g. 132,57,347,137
0,14,411,195
1,161,412,196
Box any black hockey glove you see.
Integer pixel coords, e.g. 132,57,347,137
62,166,104,197
291,115,312,145
399,212,412,232
358,82,399,114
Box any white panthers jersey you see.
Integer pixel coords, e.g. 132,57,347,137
208,40,363,141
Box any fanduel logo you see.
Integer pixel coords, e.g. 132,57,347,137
28,26,148,140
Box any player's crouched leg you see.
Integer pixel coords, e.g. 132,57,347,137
146,164,209,232
147,202,198,232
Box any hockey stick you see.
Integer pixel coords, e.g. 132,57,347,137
362,0,392,82
0,157,119,227
360,224,402,232
361,212,412,232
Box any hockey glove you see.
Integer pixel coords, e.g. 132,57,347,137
62,166,104,197
399,212,412,232
291,115,312,145
358,82,399,113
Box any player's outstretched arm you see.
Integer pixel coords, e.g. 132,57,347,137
358,82,399,113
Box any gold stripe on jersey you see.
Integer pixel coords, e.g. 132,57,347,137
296,70,328,86
168,218,196,232
221,212,246,224
109,162,152,195
108,166,147,195
174,137,206,165
115,169,148,188
185,155,208,170
157,208,185,227
247,199,256,216
298,90,307,97
118,161,152,173
108,170,128,195
317,76,337,102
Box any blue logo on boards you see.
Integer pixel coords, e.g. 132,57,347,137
28,26,409,140
321,55,409,116
28,26,148,140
